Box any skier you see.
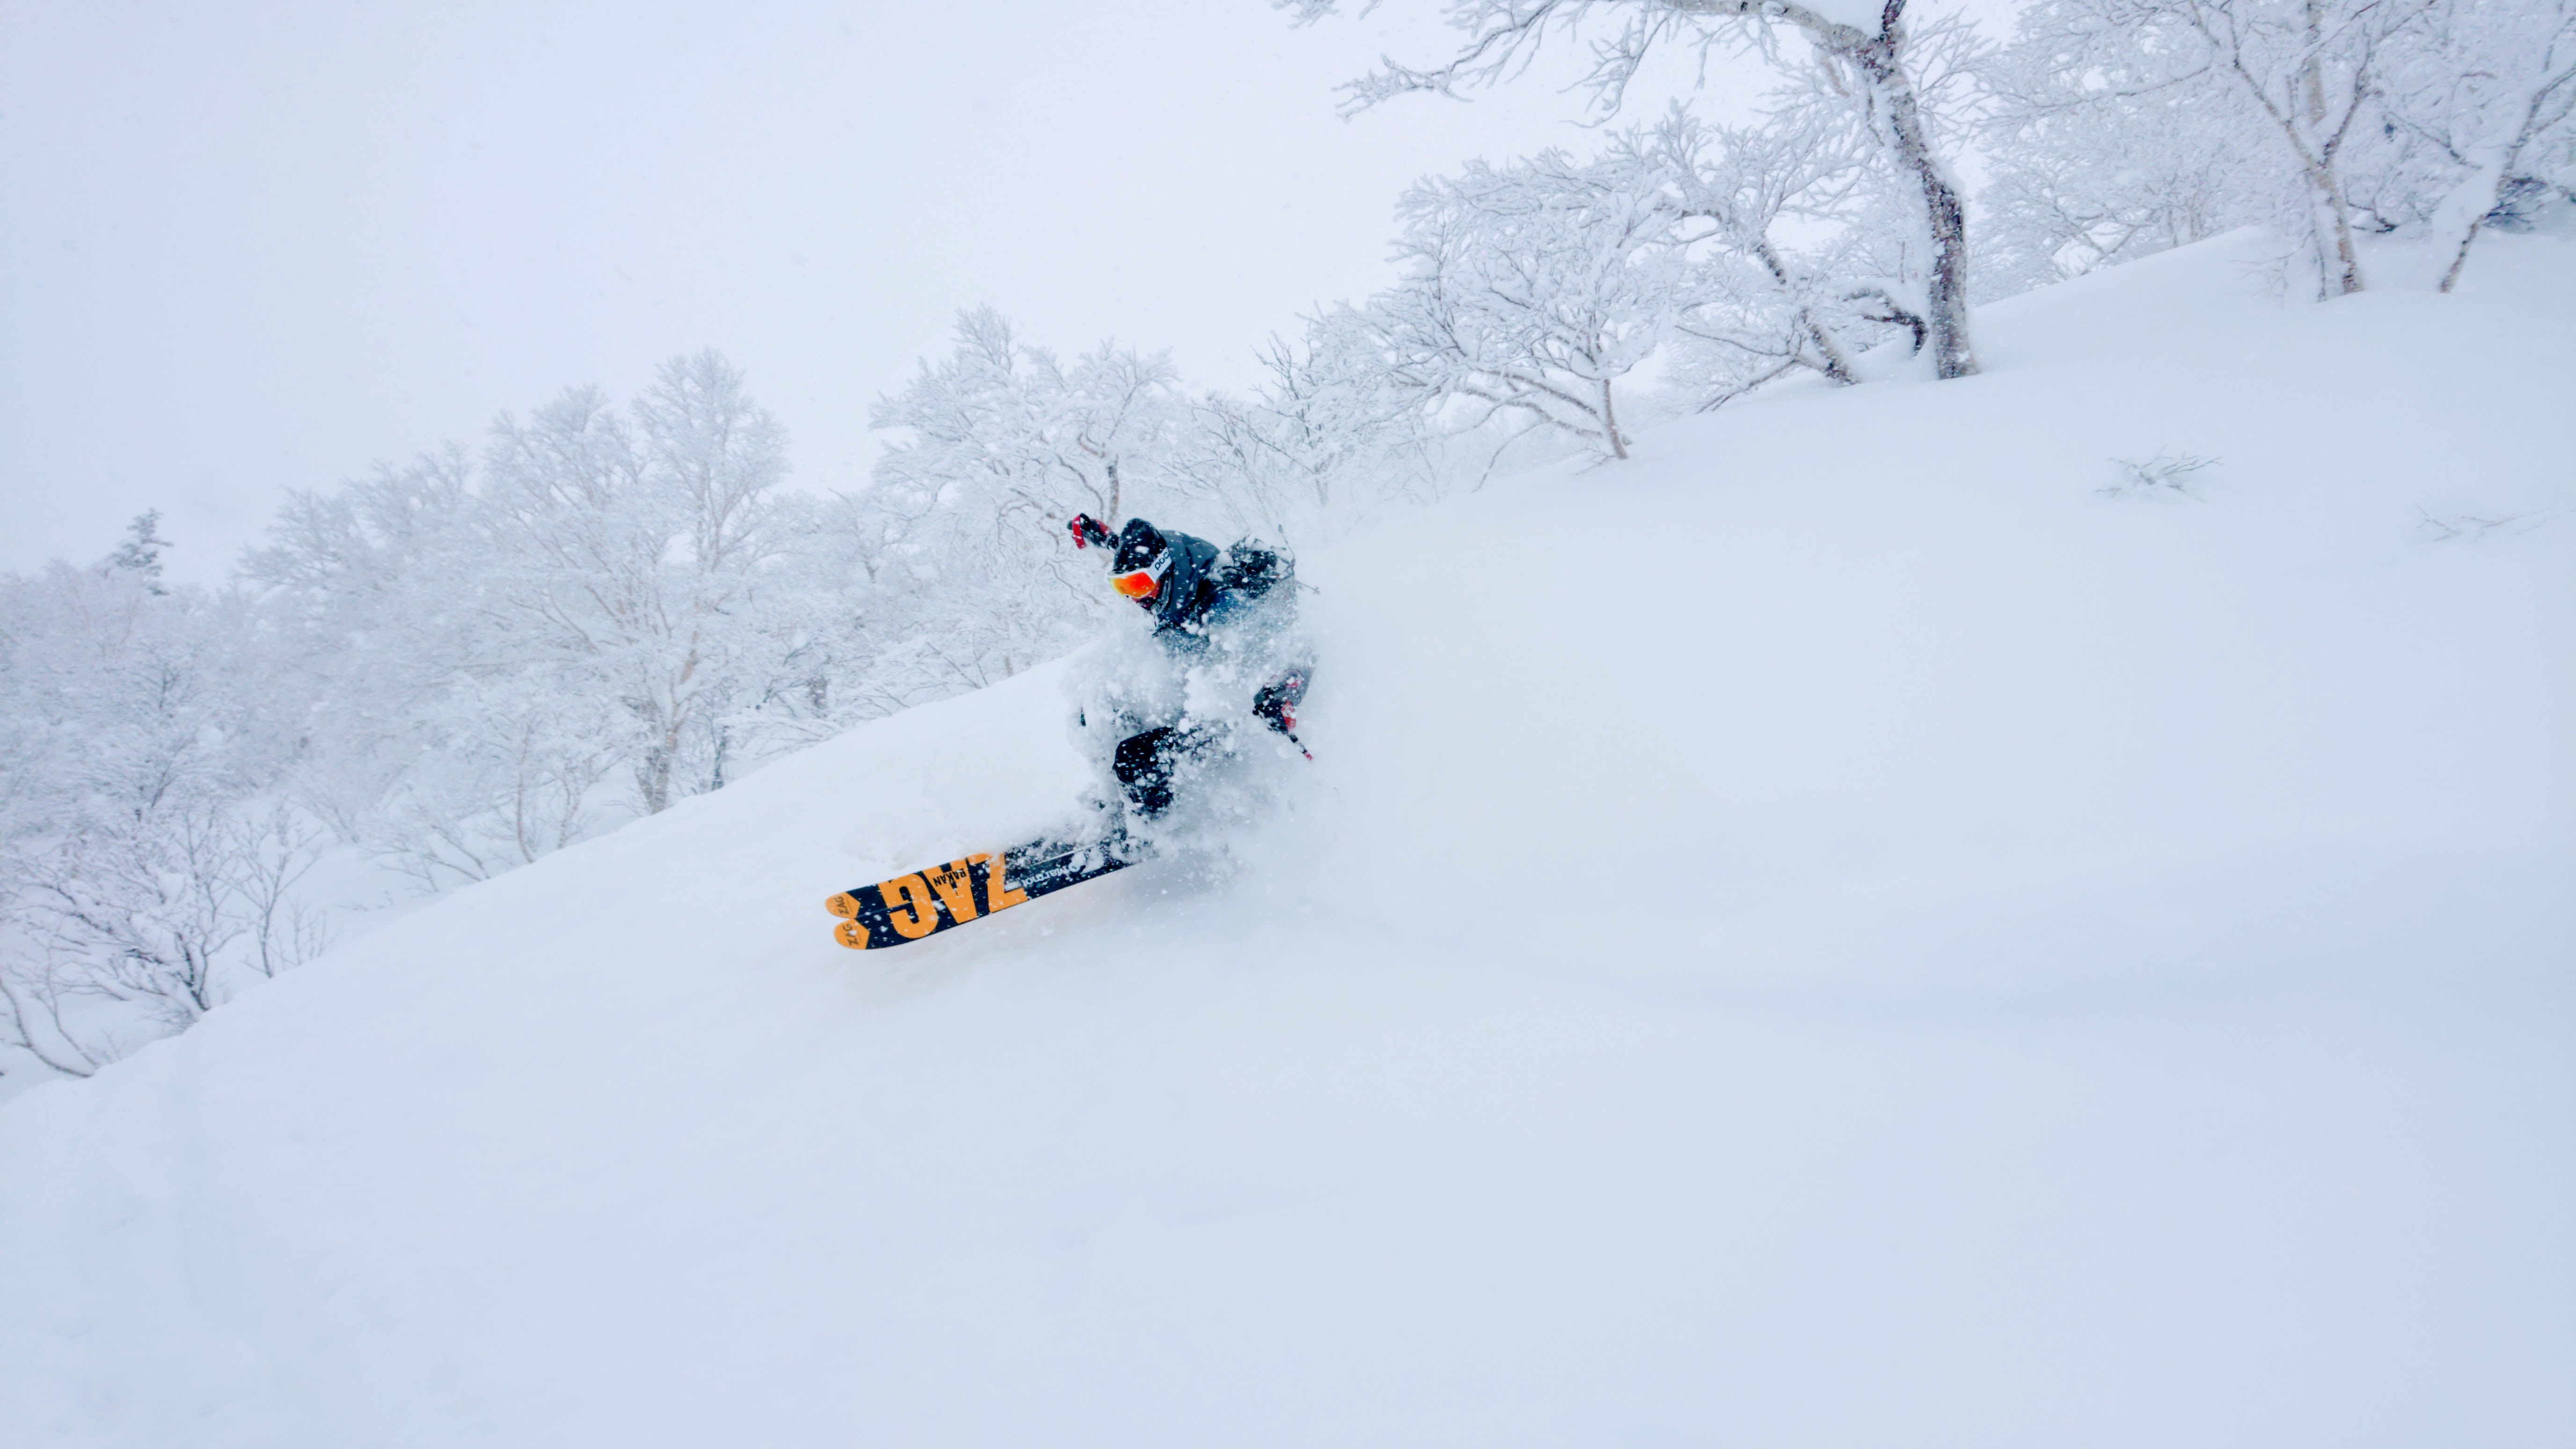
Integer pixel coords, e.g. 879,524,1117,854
1066,513,1310,820
820,517,1311,951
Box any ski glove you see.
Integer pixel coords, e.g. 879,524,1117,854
1252,668,1308,736
1068,514,1113,551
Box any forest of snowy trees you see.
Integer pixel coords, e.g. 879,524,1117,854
4,0,2569,1078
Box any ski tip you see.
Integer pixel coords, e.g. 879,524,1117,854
824,892,861,919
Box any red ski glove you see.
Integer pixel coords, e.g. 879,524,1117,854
1068,514,1112,551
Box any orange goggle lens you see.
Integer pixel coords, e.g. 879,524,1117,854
1112,569,1161,600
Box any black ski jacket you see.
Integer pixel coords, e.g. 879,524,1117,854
1120,522,1290,652
1142,530,1226,639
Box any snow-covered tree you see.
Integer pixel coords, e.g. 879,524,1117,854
1284,0,1988,380
1307,96,1944,439
1364,150,1684,458
104,510,175,594
1598,101,1945,404
1984,0,2572,296
1977,0,2283,289
1171,308,1453,540
243,447,485,848
2379,0,2576,289
481,349,796,814
242,352,818,889
2149,0,2437,295
5,355,884,1078
0,539,319,1076
867,308,1186,686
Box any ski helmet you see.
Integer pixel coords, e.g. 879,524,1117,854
1109,520,1170,602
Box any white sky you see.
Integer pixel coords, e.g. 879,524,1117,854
0,0,1997,584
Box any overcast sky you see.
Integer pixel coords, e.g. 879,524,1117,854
1,0,1932,584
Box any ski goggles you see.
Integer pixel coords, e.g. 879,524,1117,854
1111,554,1169,600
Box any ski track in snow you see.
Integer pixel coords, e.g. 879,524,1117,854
3,231,2571,1447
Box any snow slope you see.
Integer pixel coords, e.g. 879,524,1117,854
5,232,2571,1447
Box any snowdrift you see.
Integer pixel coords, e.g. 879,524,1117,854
5,233,2571,1447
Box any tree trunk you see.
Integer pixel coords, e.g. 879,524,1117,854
1857,41,1978,379
2204,0,2370,297
2433,81,2570,293
2314,174,2365,296
639,743,672,815
1748,234,1857,383
2302,0,2331,124
2437,218,2488,294
1799,311,1858,384
1601,379,1629,459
